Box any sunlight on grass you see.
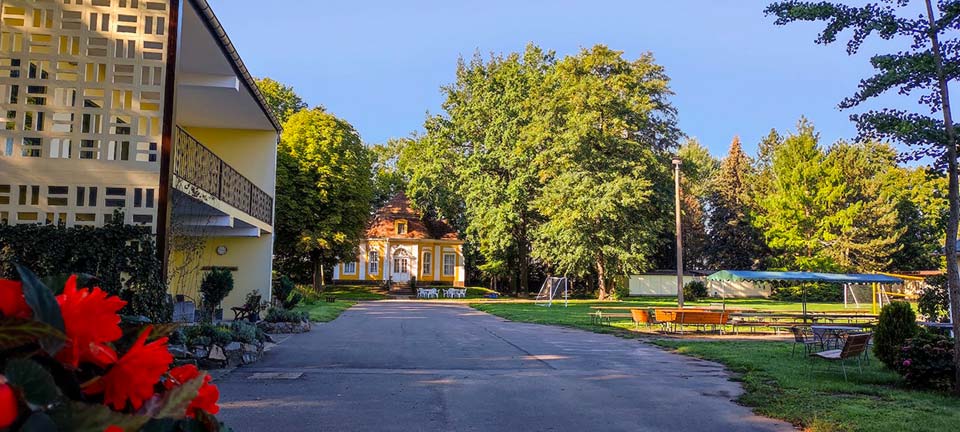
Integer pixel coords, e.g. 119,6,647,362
294,300,356,322
654,340,960,432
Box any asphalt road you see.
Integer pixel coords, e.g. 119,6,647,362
216,302,793,432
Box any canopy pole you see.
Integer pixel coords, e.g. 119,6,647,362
802,283,808,322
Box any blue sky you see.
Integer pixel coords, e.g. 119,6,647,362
208,0,918,158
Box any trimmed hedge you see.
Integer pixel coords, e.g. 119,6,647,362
0,215,170,322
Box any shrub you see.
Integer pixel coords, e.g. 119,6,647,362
683,280,708,302
182,323,234,346
918,275,950,323
273,276,303,309
199,268,234,322
0,213,170,322
874,302,919,369
610,277,630,300
895,331,956,391
230,320,265,344
264,307,309,323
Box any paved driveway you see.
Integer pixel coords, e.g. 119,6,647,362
217,302,793,431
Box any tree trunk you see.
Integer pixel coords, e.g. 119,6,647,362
519,239,529,299
596,257,609,300
925,0,960,395
311,251,324,293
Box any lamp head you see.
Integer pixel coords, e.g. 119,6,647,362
672,157,682,167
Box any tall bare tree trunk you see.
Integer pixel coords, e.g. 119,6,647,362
596,256,609,300
925,0,960,395
312,252,324,293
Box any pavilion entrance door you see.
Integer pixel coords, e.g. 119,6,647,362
392,249,410,283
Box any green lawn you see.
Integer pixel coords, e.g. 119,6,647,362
471,298,875,335
470,299,959,432
309,285,389,300
654,340,960,432
294,300,356,322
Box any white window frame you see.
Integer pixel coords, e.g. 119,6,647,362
394,257,409,274
442,253,456,276
344,261,357,275
422,252,432,275
368,251,379,274
396,220,407,235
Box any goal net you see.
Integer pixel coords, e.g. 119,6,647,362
536,277,569,307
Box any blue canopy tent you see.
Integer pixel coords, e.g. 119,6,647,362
706,270,904,317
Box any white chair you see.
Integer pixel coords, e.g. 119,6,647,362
417,288,426,299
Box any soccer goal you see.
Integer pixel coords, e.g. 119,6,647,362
536,276,569,307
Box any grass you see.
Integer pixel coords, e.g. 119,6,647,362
304,285,389,300
293,300,356,322
471,298,875,335
470,299,960,432
653,340,960,432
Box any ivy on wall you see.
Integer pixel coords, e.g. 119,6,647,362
0,213,171,322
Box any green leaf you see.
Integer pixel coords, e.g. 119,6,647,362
4,358,60,406
21,412,58,432
150,374,205,420
0,317,66,351
15,264,66,355
52,401,150,432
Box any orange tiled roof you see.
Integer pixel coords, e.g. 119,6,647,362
366,193,460,241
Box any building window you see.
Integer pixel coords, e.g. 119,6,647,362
422,252,432,275
443,253,456,276
396,220,407,235
368,251,379,274
344,262,357,275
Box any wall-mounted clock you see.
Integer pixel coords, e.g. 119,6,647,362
216,245,228,256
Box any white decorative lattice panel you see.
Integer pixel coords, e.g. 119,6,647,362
0,0,170,231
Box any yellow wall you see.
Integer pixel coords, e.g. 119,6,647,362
335,239,464,286
180,127,277,194
168,234,274,314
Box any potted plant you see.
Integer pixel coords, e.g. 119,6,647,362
200,268,234,323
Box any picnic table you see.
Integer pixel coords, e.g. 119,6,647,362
811,325,863,349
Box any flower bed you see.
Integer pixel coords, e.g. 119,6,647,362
168,322,267,370
0,265,231,431
256,308,311,334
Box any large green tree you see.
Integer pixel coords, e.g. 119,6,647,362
255,77,309,125
706,136,768,270
822,141,904,271
767,0,960,391
753,119,851,271
275,108,373,290
418,46,553,294
677,139,718,269
532,46,680,299
371,138,411,209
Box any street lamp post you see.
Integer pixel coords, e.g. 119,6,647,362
673,156,684,309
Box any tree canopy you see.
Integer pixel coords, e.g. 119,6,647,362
275,108,373,289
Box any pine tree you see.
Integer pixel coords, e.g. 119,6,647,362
706,137,768,269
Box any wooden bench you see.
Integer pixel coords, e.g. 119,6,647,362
673,310,731,334
231,294,262,322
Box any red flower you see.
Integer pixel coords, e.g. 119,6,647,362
0,280,31,319
164,365,220,417
83,327,172,411
104,426,123,432
0,379,16,429
55,276,126,368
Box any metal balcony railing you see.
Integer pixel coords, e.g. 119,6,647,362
173,127,274,225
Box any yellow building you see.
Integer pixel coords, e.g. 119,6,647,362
0,0,279,312
334,194,465,288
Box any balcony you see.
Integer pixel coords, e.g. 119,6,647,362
173,127,273,225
